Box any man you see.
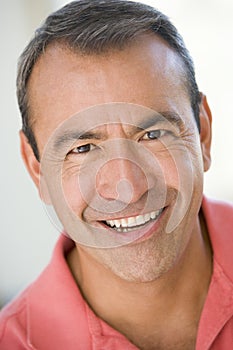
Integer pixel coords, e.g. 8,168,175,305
0,0,233,349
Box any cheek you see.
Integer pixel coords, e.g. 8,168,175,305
160,157,180,188
155,147,195,192
62,166,88,215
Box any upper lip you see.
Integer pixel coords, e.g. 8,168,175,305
85,190,176,224
100,206,165,222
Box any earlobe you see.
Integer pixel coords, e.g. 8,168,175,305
199,93,212,172
19,130,52,204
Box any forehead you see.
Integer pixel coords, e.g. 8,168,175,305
28,34,191,148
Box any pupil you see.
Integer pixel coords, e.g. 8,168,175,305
148,130,160,139
78,144,90,153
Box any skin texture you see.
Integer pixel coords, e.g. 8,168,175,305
20,35,212,349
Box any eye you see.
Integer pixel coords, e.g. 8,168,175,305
141,129,166,140
69,143,94,155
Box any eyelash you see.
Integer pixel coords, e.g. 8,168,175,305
67,129,169,156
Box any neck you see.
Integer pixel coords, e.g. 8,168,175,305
67,213,212,345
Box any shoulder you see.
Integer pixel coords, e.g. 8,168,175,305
0,234,71,349
0,235,92,349
0,288,31,349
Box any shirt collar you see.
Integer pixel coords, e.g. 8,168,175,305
202,196,233,283
27,235,92,349
27,234,136,349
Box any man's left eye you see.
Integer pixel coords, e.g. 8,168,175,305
141,130,166,140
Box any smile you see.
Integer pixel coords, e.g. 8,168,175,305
104,208,164,233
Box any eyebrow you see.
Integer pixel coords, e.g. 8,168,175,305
53,130,104,151
52,111,184,151
137,111,184,132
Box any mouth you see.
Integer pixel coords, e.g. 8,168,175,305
101,208,164,233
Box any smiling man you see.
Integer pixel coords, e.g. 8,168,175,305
1,1,233,349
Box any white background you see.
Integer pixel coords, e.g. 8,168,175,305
0,0,232,308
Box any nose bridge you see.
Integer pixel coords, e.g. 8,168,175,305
96,143,150,203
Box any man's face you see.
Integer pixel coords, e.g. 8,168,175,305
25,35,211,282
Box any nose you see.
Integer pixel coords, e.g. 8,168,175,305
96,158,150,204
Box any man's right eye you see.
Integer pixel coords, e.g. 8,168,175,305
69,144,93,154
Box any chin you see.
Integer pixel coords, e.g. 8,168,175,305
85,234,180,283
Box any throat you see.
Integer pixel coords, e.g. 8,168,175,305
120,321,197,350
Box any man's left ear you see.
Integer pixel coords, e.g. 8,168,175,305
199,93,212,172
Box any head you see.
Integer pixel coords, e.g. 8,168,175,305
19,0,212,282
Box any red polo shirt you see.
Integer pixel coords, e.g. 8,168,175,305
0,197,233,349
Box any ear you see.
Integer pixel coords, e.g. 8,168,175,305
19,130,52,204
199,93,212,172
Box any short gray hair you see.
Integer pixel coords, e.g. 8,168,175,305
17,0,201,161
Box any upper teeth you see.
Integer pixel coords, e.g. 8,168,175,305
106,209,162,229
